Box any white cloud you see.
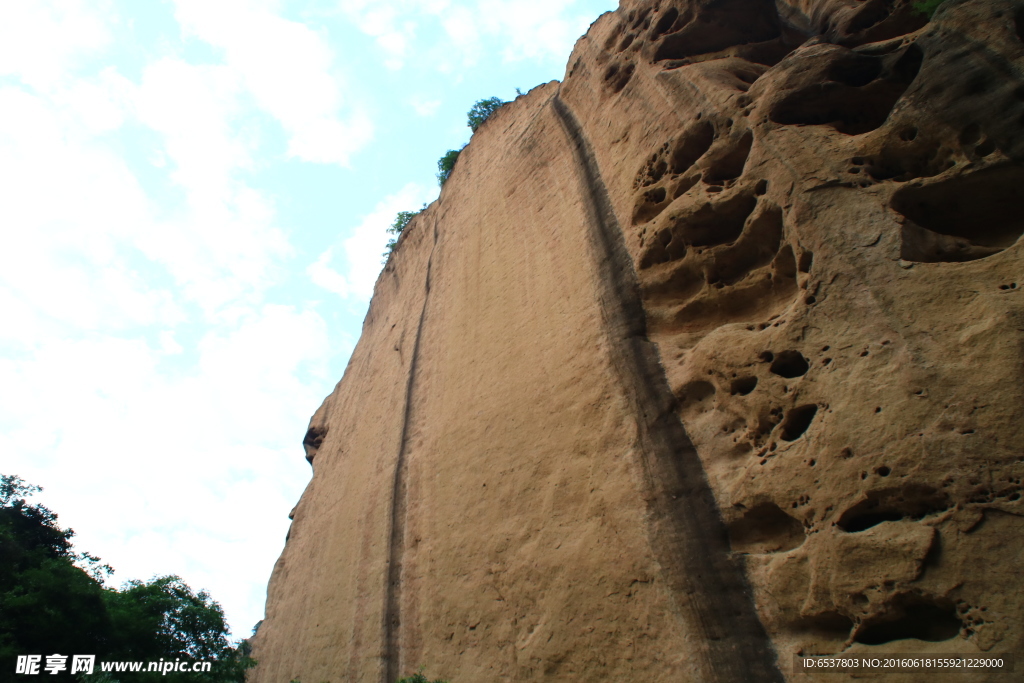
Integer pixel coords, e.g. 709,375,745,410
410,94,441,116
0,0,112,91
0,0,338,639
339,0,606,71
172,0,373,165
308,182,434,301
0,303,330,636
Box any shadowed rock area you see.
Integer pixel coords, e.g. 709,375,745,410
251,0,1024,680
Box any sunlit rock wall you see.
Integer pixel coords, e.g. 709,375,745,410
251,1,1024,681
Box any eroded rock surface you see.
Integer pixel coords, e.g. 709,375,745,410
252,0,1024,680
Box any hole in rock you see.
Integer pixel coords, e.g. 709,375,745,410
754,179,769,195
877,466,892,476
900,126,918,141
827,53,882,86
651,7,680,39
604,62,636,94
652,0,779,61
619,34,635,51
633,186,669,224
730,376,758,395
1017,7,1024,44
836,485,949,531
770,350,809,378
895,166,1024,262
603,26,622,51
704,131,753,183
303,426,328,463
631,7,651,30
798,250,813,273
728,502,805,553
975,139,995,157
680,380,716,404
672,191,757,248
769,45,922,135
848,0,895,33
855,597,962,644
780,404,817,441
760,351,774,362
670,121,715,174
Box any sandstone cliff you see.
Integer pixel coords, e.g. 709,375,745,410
251,0,1024,680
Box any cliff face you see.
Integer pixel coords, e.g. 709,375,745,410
251,0,1024,681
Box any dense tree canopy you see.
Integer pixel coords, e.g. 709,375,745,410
0,475,254,683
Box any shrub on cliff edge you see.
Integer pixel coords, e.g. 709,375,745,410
467,96,505,133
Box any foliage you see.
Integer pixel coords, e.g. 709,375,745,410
397,666,448,683
0,474,255,683
466,96,506,133
911,0,946,17
436,147,463,187
383,205,427,261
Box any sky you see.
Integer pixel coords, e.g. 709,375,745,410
0,0,619,642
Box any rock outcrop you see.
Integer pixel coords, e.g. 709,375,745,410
251,0,1024,680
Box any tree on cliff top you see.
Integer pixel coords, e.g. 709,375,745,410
436,147,464,187
467,96,505,133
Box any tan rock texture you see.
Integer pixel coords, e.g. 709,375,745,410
250,0,1024,680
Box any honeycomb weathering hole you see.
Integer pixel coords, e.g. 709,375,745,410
854,596,962,644
836,486,949,532
651,0,780,62
769,44,923,135
704,131,753,184
604,62,636,94
730,376,758,395
728,502,805,553
895,166,1024,263
770,350,809,378
780,404,817,441
670,121,714,174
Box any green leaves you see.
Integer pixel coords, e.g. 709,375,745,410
397,666,448,683
911,0,946,17
467,96,505,133
436,147,463,187
0,474,256,683
383,205,428,261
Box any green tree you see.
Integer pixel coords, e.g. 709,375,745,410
436,148,463,187
0,475,254,683
383,205,427,261
466,97,505,133
0,475,112,677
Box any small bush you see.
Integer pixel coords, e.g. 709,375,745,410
397,667,448,683
436,147,463,187
467,96,505,133
383,206,426,261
